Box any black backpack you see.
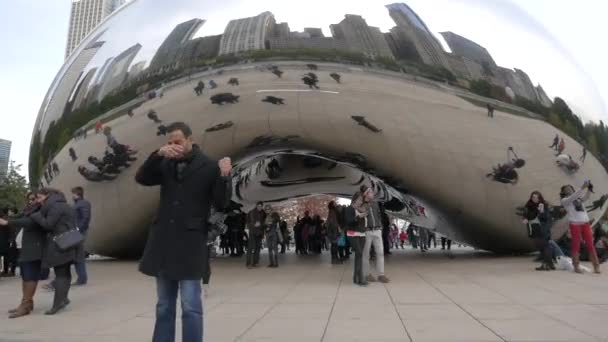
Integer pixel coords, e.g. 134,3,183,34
342,205,357,229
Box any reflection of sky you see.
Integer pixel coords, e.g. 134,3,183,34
48,0,606,125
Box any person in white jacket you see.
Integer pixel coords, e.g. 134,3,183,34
560,181,600,274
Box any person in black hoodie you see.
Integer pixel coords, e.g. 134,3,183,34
522,191,554,271
0,192,47,318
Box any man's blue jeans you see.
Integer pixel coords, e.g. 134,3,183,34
153,276,203,342
74,261,88,284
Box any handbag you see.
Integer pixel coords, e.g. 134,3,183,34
527,218,542,238
337,234,346,247
53,229,84,251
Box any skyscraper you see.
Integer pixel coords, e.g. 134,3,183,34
41,37,105,137
330,14,393,59
149,19,205,71
440,32,496,67
65,0,126,59
0,139,11,180
386,3,450,70
219,12,276,55
304,28,324,38
96,43,142,101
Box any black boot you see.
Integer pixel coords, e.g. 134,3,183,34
45,277,71,315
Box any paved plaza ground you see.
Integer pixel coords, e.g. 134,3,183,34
0,248,607,342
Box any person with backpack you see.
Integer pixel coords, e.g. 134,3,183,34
326,201,342,265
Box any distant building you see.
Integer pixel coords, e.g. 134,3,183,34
304,27,324,38
71,67,98,111
268,37,348,51
291,31,311,39
176,35,222,65
535,84,553,107
386,26,422,62
273,22,291,38
127,61,147,81
329,14,393,59
440,32,496,67
149,19,205,71
65,0,126,59
40,37,105,137
507,68,538,101
96,43,142,101
0,139,10,180
444,53,470,79
219,12,276,55
386,3,450,70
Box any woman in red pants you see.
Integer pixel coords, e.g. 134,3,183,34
560,182,600,274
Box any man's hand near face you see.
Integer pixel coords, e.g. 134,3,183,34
158,144,184,159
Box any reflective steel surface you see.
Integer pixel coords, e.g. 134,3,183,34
31,0,608,257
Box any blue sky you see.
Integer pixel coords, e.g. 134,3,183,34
0,0,606,178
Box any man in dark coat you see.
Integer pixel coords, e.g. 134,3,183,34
71,186,91,285
135,122,232,342
246,202,265,268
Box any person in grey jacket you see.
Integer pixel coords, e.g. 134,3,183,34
265,211,281,268
0,192,46,318
29,189,83,315
71,186,91,285
352,185,390,283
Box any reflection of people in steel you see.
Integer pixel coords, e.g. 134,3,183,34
307,64,318,70
271,68,283,78
265,158,282,179
95,121,103,134
147,110,162,124
52,162,60,176
210,93,239,105
556,154,579,173
330,73,341,83
69,148,77,162
194,81,205,96
486,147,525,184
556,138,565,156
549,134,559,150
261,96,285,105
157,125,167,136
580,147,587,163
486,103,494,118
228,78,239,86
78,166,117,182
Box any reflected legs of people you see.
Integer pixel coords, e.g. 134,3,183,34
135,122,232,342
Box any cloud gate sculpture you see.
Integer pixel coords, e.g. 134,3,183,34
30,0,608,258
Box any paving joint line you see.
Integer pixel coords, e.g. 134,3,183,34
415,270,508,342
467,275,603,342
383,279,413,342
320,265,347,342
234,268,314,341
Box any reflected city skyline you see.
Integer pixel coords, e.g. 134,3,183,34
26,0,608,257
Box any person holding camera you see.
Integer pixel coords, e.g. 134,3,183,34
560,181,600,274
522,191,554,271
